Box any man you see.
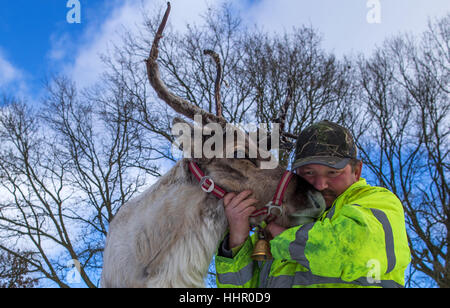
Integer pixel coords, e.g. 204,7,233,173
215,120,411,288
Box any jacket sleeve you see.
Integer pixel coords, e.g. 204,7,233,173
215,234,260,288
269,188,410,284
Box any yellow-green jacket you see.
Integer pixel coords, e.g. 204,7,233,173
215,178,411,288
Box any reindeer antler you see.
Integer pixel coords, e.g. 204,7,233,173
146,2,227,127
203,49,223,119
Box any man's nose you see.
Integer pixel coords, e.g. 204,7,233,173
313,176,328,191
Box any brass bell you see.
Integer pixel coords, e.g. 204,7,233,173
251,239,273,261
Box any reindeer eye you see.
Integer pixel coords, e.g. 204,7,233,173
247,158,258,166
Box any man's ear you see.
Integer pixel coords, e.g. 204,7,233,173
354,161,363,180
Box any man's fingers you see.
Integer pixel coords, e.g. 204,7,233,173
236,198,259,214
225,190,253,209
241,205,257,216
223,192,237,207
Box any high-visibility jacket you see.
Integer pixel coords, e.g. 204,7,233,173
215,178,411,288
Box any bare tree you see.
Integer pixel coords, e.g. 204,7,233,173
240,28,355,165
353,14,449,287
112,3,354,169
0,76,161,287
0,249,38,288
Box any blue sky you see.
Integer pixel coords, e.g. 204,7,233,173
0,0,116,100
0,0,448,104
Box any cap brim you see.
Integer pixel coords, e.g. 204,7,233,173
292,156,351,170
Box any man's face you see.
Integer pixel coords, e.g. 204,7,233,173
296,162,362,208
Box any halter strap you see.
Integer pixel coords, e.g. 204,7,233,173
188,161,226,199
188,160,294,221
249,171,294,221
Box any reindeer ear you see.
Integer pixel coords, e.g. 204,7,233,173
171,117,194,155
172,117,190,126
171,116,209,160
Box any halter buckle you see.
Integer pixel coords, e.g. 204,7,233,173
266,202,283,217
199,176,215,193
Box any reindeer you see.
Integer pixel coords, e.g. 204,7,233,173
101,3,324,288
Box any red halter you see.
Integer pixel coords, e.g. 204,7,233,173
188,161,293,221
188,161,226,199
249,171,294,222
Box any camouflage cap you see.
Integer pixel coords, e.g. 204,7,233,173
292,120,357,170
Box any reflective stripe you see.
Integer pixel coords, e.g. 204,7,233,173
327,204,397,275
349,204,396,274
258,260,273,288
294,204,397,276
267,273,293,288
370,208,396,274
326,204,336,219
289,222,314,270
269,271,403,288
216,263,254,286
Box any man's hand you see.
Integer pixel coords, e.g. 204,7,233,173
223,190,258,248
266,222,286,238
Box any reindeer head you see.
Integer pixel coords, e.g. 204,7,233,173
147,2,325,228
169,115,324,227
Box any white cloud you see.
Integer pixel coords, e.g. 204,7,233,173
53,0,450,90
57,0,225,90
240,0,450,56
48,32,73,62
0,49,30,99
0,49,22,88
